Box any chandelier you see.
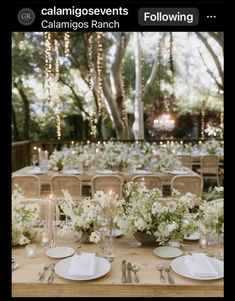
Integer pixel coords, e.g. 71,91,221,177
153,113,175,131
152,32,176,134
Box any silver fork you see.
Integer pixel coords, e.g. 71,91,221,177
156,264,166,283
164,264,174,285
47,263,55,283
38,263,51,281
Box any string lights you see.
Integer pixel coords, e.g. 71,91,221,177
96,32,103,116
44,32,52,105
44,32,70,140
201,110,205,140
87,33,96,139
54,38,62,140
120,33,127,130
64,32,70,56
88,33,94,91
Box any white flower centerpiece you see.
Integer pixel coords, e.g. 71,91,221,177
203,139,221,154
12,185,41,246
121,181,199,245
59,190,125,243
198,186,224,235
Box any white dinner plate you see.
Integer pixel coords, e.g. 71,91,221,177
113,228,123,237
55,256,111,280
184,231,200,241
45,247,75,258
168,170,189,175
153,246,183,258
100,228,123,237
171,255,224,280
26,168,44,175
62,169,83,174
132,170,152,175
96,169,116,174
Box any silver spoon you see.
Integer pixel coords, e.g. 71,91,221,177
131,263,139,282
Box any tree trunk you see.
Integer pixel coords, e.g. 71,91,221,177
14,82,30,140
102,33,131,140
12,107,20,141
132,32,144,140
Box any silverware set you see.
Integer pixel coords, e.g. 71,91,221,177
121,260,139,283
12,258,18,271
156,263,174,285
38,263,56,283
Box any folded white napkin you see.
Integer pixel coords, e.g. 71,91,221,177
184,253,218,277
68,252,97,276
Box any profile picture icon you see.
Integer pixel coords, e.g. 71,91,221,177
17,8,35,26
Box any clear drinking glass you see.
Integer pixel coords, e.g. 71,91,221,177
31,154,38,167
102,231,115,263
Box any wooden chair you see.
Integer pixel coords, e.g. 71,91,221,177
132,175,162,190
177,155,193,169
91,175,124,197
12,175,41,198
171,174,203,197
50,175,82,201
196,155,220,186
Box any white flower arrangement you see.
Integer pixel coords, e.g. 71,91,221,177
48,150,65,171
203,139,221,154
198,187,224,234
12,185,41,246
121,181,198,245
150,149,181,172
59,190,125,243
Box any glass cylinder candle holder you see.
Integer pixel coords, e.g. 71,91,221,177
26,244,37,258
40,231,50,249
199,232,208,249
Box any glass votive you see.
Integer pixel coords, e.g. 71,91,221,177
199,232,208,249
40,232,50,249
25,243,37,258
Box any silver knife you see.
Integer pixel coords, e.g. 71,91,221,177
121,260,127,283
126,262,132,283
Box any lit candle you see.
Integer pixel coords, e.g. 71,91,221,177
98,141,101,145
26,244,37,258
41,232,49,248
71,140,74,145
199,233,208,249
180,140,183,145
47,195,56,248
45,150,48,160
33,146,37,151
87,140,90,145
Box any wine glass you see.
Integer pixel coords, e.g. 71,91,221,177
31,154,38,168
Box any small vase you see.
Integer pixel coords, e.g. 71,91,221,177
76,232,90,244
133,232,159,246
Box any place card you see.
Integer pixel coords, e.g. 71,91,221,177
68,252,97,276
184,253,218,277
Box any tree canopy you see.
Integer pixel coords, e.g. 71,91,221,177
12,32,223,141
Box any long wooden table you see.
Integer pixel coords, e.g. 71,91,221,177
12,166,198,191
12,233,223,297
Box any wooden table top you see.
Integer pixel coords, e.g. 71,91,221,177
12,233,223,297
12,166,198,184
